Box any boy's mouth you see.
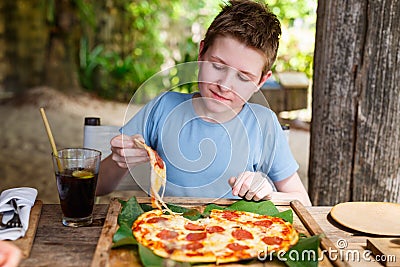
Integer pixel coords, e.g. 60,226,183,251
210,90,230,102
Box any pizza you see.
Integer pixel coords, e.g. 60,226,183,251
132,208,299,264
134,139,169,211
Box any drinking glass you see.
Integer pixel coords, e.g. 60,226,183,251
52,148,101,227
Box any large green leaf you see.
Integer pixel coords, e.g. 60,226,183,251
225,200,293,223
117,197,144,226
112,224,137,248
166,203,202,220
139,244,192,267
226,199,280,215
283,235,321,267
138,243,164,267
112,197,144,247
202,203,225,217
274,209,293,223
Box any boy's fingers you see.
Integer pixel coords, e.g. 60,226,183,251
111,134,147,149
232,172,251,196
238,175,252,197
230,172,273,201
228,177,236,187
111,134,132,148
252,185,271,201
131,134,145,145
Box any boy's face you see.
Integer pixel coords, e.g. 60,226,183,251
197,35,271,119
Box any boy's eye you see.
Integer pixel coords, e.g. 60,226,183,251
211,62,251,82
212,62,225,70
238,72,250,82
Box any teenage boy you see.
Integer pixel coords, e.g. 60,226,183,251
96,0,312,206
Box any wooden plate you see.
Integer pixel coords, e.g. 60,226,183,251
330,202,400,236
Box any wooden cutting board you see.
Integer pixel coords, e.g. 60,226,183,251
366,238,400,267
6,200,43,258
92,198,334,267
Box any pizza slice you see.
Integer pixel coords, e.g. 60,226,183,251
134,139,171,212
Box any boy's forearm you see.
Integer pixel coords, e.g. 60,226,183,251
96,155,129,196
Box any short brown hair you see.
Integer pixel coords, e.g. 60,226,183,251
200,0,281,73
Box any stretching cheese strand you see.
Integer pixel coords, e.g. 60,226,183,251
134,139,174,214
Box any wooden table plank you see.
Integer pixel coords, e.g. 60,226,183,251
7,200,43,258
291,200,346,267
91,199,121,267
19,204,108,267
306,207,388,267
366,238,400,267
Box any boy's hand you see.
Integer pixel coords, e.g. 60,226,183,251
0,240,22,267
229,171,273,201
110,134,149,168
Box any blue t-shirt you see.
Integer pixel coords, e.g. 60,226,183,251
121,91,298,198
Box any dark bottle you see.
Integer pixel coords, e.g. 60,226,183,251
84,117,100,126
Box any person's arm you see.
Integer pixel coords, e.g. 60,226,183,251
0,241,21,267
270,172,312,206
96,155,129,195
96,134,149,196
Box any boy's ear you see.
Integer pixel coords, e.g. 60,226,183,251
198,40,205,61
256,70,272,91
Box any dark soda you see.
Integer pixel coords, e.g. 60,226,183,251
56,168,98,219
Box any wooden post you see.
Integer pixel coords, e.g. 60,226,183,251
309,0,400,205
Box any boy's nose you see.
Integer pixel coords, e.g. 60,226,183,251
218,70,235,91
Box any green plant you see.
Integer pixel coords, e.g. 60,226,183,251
77,0,316,101
78,38,104,91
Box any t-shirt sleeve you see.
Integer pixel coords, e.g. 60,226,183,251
264,114,299,182
119,92,166,143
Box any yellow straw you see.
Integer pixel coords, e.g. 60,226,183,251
39,107,62,170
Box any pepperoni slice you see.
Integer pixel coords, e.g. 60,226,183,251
271,217,285,223
262,236,283,245
184,222,205,231
161,243,175,255
186,232,207,241
232,229,253,240
147,217,168,224
184,242,204,251
156,229,178,240
253,220,272,228
186,252,204,257
227,243,250,251
221,210,240,220
206,225,225,233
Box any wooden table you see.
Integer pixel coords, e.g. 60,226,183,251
18,204,107,267
14,199,397,267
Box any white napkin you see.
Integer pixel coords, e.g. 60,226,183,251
0,187,37,240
